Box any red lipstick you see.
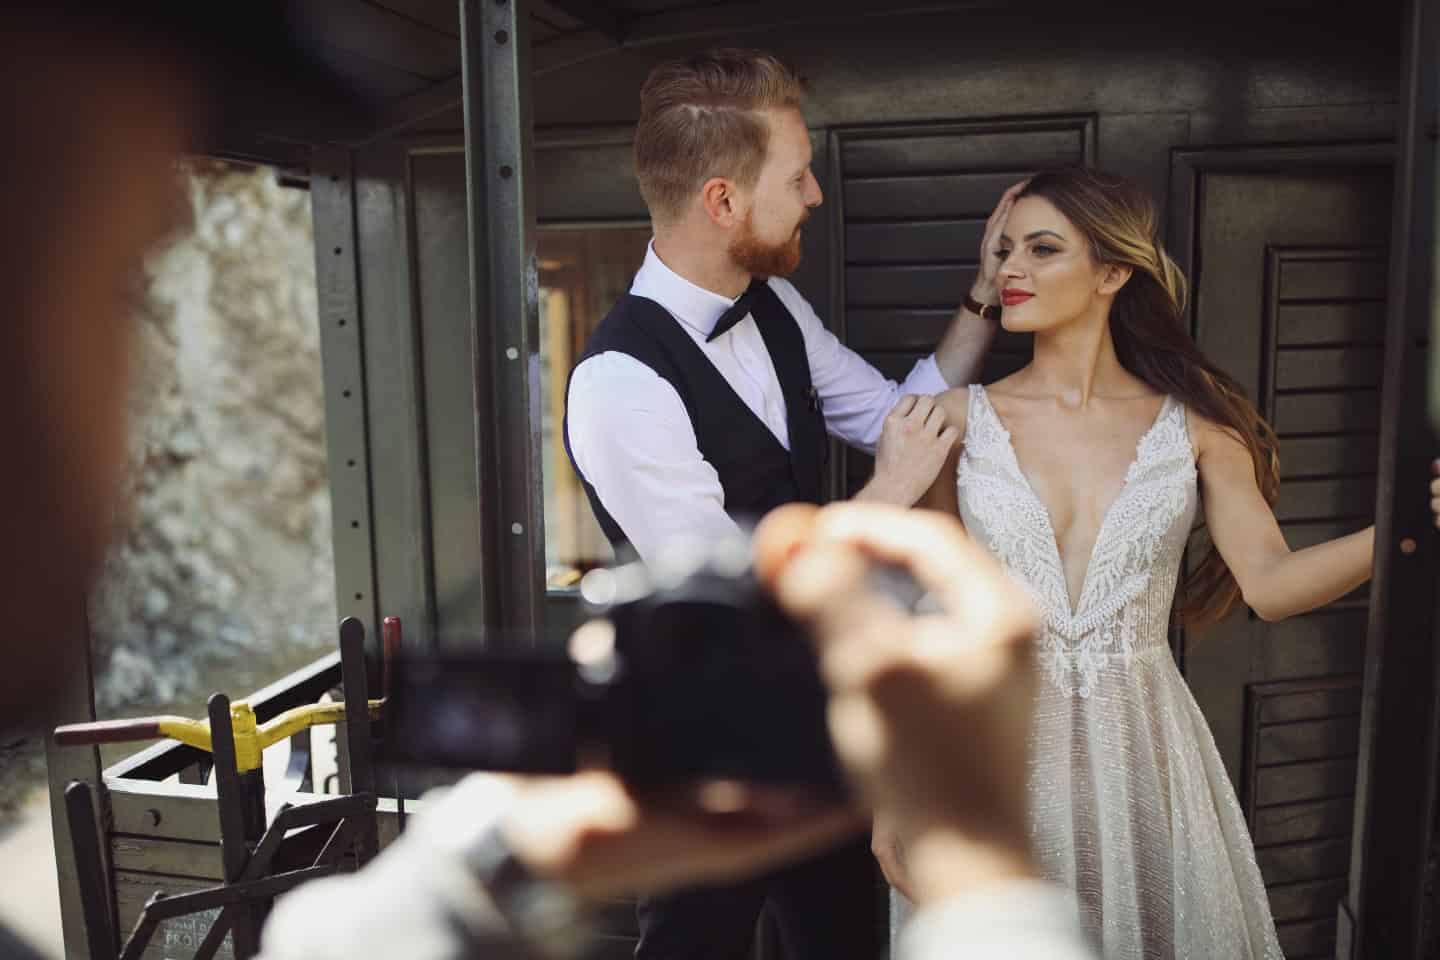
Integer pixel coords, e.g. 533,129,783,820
1001,289,1034,307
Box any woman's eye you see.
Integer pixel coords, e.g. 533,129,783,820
993,247,1010,259
1032,244,1056,256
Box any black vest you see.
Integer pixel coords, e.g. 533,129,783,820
563,285,825,553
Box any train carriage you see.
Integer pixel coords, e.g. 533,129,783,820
42,2,1440,959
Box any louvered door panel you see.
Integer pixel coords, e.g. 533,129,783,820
835,118,1093,495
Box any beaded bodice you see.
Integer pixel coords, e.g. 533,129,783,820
956,385,1198,697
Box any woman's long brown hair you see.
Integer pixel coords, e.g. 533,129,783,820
1017,167,1280,628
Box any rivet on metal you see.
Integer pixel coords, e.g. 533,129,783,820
495,29,509,45
511,523,524,535
506,347,519,360
500,165,514,179
1401,537,1418,555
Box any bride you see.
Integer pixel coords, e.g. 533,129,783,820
878,167,1383,959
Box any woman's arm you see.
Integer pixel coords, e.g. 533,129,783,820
1193,412,1374,622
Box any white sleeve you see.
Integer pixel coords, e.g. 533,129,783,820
767,278,950,455
900,882,1096,960
258,778,529,960
566,352,743,564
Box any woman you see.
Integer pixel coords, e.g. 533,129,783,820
879,167,1382,959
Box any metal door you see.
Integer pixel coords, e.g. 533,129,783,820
1184,164,1393,960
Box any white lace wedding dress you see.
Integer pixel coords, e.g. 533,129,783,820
890,384,1284,959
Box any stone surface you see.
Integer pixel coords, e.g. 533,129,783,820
90,160,338,716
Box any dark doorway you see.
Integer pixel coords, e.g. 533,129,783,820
1176,148,1394,960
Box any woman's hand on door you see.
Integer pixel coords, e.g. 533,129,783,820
1430,459,1440,528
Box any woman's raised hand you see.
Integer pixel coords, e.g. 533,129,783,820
971,180,1030,307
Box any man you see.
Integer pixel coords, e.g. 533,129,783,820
562,48,1019,957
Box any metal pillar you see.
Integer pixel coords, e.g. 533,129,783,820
1341,0,1440,955
44,600,110,960
460,0,544,646
311,148,382,638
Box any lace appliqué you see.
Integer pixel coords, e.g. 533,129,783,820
958,386,1197,698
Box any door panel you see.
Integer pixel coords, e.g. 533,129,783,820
1189,168,1392,959
835,117,1093,496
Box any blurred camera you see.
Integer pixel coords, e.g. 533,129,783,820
382,534,858,793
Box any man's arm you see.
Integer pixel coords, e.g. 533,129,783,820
567,353,741,563
770,277,946,454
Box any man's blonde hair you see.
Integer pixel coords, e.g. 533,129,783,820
635,49,806,226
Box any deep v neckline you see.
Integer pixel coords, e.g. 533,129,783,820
974,384,1173,621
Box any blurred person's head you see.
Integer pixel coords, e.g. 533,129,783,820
1,12,195,728
635,49,822,278
0,6,369,728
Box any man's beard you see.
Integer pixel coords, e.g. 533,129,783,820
728,211,806,278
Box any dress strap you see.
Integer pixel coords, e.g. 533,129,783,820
962,384,1012,460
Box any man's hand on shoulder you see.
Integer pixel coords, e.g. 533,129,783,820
855,395,959,506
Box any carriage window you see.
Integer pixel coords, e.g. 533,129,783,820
85,159,338,747
538,225,652,589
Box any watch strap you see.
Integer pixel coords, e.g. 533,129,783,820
963,292,1000,322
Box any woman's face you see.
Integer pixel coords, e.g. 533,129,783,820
993,194,1109,334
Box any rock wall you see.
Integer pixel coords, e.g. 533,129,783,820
90,161,338,713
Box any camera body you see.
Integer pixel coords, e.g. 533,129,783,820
383,544,847,793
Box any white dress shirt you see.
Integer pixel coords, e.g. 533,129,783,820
566,241,950,563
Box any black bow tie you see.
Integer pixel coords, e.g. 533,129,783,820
707,278,766,342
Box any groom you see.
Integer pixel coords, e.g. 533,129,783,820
564,48,1016,959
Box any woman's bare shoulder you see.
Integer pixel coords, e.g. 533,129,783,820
1184,407,1248,462
973,371,1030,412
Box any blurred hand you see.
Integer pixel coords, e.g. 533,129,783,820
871,812,915,900
971,180,1029,307
501,772,862,901
755,502,1041,906
858,395,958,506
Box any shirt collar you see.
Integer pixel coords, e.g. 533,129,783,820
630,239,750,339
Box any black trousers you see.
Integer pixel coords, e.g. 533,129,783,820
634,835,876,960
